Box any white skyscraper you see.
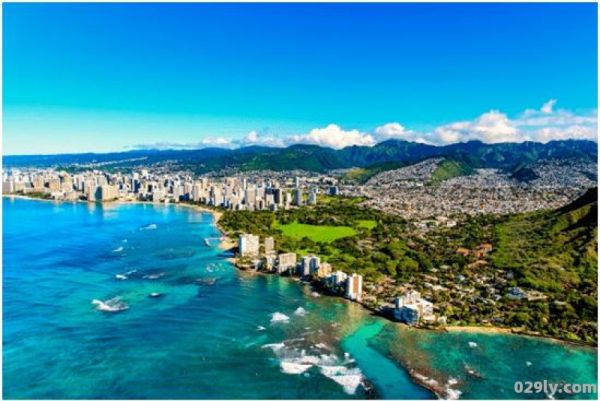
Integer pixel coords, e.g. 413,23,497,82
345,273,363,302
238,234,260,258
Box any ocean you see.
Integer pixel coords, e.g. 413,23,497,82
3,197,597,399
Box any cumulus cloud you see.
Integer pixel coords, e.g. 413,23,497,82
373,123,431,144
431,110,521,144
238,130,286,147
131,100,596,151
287,124,376,149
410,100,596,145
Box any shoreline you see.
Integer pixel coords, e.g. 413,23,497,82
6,193,596,350
4,194,237,251
5,193,598,399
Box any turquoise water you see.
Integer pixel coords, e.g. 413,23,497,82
3,197,597,399
342,321,433,399
371,324,598,399
2,198,427,399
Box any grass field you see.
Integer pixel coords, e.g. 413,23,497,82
357,220,377,229
274,221,357,243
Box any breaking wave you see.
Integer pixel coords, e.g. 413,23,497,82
140,223,157,231
91,297,129,313
294,307,308,316
270,312,290,323
261,339,364,395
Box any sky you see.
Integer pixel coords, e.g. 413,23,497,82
3,2,598,155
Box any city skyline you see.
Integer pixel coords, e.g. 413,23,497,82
4,2,598,155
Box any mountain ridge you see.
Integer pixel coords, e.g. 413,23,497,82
4,139,597,175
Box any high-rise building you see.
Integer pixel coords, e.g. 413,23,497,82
345,273,363,302
393,291,434,325
264,237,275,254
238,234,260,258
245,187,256,207
277,252,297,274
273,188,282,205
308,191,317,205
99,185,119,201
299,255,320,276
293,188,302,206
284,192,292,208
332,271,348,286
316,262,332,278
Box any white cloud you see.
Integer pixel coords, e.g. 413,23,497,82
132,100,596,150
237,130,286,147
200,137,233,146
541,99,557,114
130,137,233,150
373,123,431,144
430,110,520,144
415,100,596,145
287,124,376,149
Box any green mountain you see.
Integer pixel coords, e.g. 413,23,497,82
430,156,476,184
4,139,597,176
491,188,598,342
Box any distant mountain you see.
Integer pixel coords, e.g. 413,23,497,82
4,139,597,175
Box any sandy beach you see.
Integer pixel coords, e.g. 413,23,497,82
444,325,515,335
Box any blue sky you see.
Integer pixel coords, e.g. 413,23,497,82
3,3,598,155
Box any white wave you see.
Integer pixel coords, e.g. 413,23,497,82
327,368,363,395
526,361,532,366
112,246,124,253
270,312,290,323
122,239,128,243
262,342,285,351
281,361,313,375
446,388,462,400
115,269,137,280
256,325,266,331
149,292,162,298
294,307,308,316
319,353,340,365
468,341,478,348
142,273,164,280
445,378,462,400
91,297,129,313
140,223,157,231
319,365,348,376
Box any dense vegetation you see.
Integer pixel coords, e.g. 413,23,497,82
218,190,598,344
490,188,598,342
430,158,474,184
341,161,407,183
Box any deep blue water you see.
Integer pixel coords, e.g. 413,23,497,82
3,197,597,399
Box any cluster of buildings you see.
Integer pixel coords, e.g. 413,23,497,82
2,168,343,211
237,233,364,302
393,290,436,325
237,233,442,327
361,162,596,219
